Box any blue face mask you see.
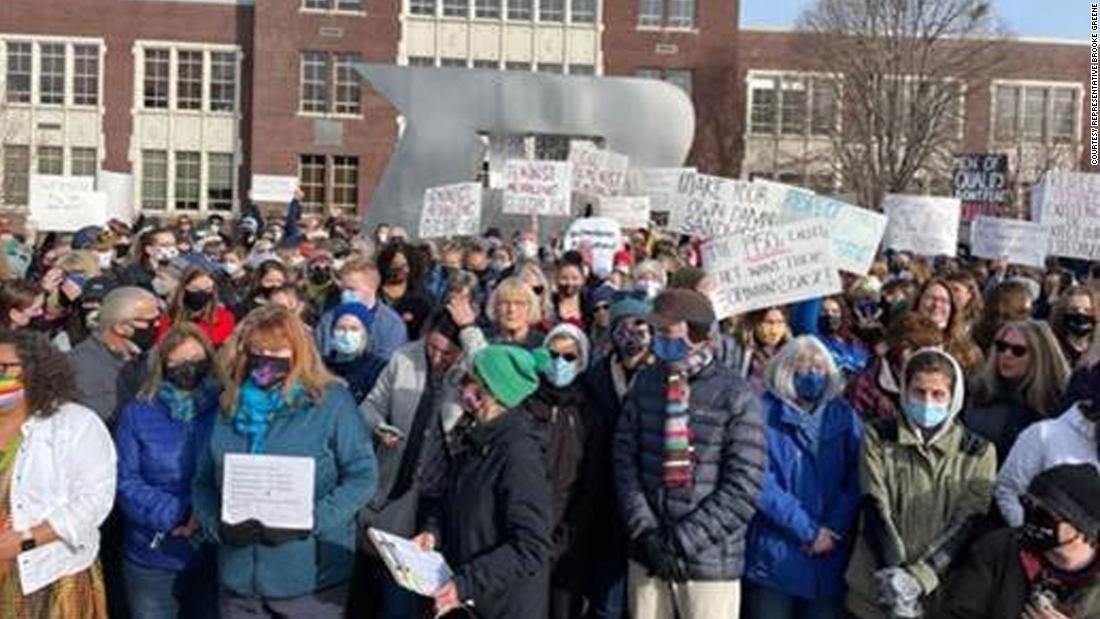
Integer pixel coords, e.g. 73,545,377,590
793,370,827,402
332,330,366,355
904,398,951,428
340,289,362,305
652,335,689,363
544,357,578,388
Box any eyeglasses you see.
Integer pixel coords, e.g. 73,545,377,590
549,351,578,362
994,340,1028,358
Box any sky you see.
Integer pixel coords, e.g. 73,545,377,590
740,0,1086,42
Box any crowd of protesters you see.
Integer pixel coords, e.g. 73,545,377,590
0,192,1098,619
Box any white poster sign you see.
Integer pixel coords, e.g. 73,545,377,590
626,167,695,213
597,195,651,229
222,454,315,531
882,194,961,257
1032,171,1100,260
562,217,624,276
419,182,483,239
667,172,786,239
781,191,887,275
29,175,106,232
568,144,629,198
702,218,841,319
249,175,300,203
502,160,573,216
969,216,1049,268
96,170,134,223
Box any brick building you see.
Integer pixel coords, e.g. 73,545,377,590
0,0,1091,219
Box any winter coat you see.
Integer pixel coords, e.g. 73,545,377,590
934,528,1100,619
70,335,129,424
421,409,552,619
962,397,1042,467
613,358,766,581
326,352,387,404
994,403,1099,527
745,393,863,600
117,261,156,293
192,382,377,598
314,301,408,362
115,388,217,572
844,356,902,422
154,304,237,347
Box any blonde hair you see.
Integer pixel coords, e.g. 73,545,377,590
139,324,221,400
165,266,218,327
970,320,1070,417
56,250,100,277
487,276,543,326
218,306,335,415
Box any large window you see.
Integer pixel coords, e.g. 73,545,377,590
749,74,837,137
37,146,63,175
73,44,99,106
5,42,32,104
539,0,564,21
332,156,359,210
507,0,531,19
207,153,234,211
177,50,204,111
443,0,468,17
142,46,238,112
300,51,362,115
298,154,359,212
3,146,30,206
143,48,170,109
209,51,237,112
333,53,362,115
637,0,692,28
571,0,595,23
300,51,329,113
994,83,1079,144
299,155,327,210
475,0,500,18
141,150,168,210
175,152,202,211
38,43,66,105
410,0,436,14
71,148,97,176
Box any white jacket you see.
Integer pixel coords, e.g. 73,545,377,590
995,403,1098,526
9,402,116,594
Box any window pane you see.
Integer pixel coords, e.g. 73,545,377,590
142,150,168,210
304,0,330,8
507,0,531,19
442,0,468,17
637,0,662,26
1051,87,1077,142
408,56,436,67
301,52,329,113
210,51,236,112
535,135,570,160
537,63,563,74
440,58,468,68
72,44,99,106
2,145,30,206
336,0,362,9
993,85,1018,142
475,0,500,18
5,42,32,104
144,48,170,109
299,154,327,210
71,148,97,176
37,146,63,175
539,0,563,21
334,53,362,115
175,151,201,211
207,153,234,211
410,0,436,14
332,156,358,211
779,77,807,135
505,61,531,71
667,0,694,28
571,0,595,23
176,50,203,110
750,78,777,134
569,64,595,75
39,43,66,105
665,69,692,97
1022,87,1047,141
473,60,499,69
810,78,836,136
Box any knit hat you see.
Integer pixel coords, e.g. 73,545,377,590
589,283,617,308
1028,463,1100,542
331,302,374,332
472,345,550,408
609,290,652,326
545,323,592,371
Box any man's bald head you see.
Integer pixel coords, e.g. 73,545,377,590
98,287,159,333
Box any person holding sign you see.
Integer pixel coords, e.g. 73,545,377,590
191,307,377,618
0,330,116,617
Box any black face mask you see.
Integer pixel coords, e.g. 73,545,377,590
558,284,581,298
818,314,844,335
164,360,211,392
532,285,546,297
183,289,214,313
247,354,292,390
309,268,331,285
1064,313,1096,337
28,315,52,333
129,323,158,354
1020,502,1065,553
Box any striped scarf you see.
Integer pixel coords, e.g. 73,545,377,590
662,346,714,489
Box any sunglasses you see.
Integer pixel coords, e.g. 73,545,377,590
994,340,1028,358
549,351,579,362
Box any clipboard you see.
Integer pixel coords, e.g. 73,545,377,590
368,528,454,597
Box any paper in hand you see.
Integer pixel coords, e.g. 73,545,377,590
221,453,315,530
369,528,454,596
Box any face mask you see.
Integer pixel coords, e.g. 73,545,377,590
531,285,546,297
183,289,213,312
0,375,25,412
388,266,409,283
332,329,366,355
95,251,114,270
652,335,689,363
903,397,951,429
818,314,843,335
793,370,827,402
309,268,331,285
544,356,578,388
1020,502,1065,552
1064,313,1096,337
636,280,662,301
164,360,210,392
491,259,511,273
518,241,539,260
460,387,483,414
129,323,158,353
612,321,650,359
756,323,787,347
558,284,581,298
221,261,241,277
340,289,362,305
156,246,179,264
247,354,292,390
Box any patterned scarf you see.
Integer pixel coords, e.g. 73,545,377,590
233,380,305,454
662,345,714,489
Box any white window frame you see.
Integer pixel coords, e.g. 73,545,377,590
299,51,363,118
745,71,845,139
297,154,360,212
989,79,1083,146
0,36,105,109
138,149,238,214
636,0,695,31
134,41,242,114
300,0,366,15
409,0,438,15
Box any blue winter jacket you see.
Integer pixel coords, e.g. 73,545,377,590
314,302,408,362
115,388,218,572
789,297,869,376
192,382,377,598
745,392,863,600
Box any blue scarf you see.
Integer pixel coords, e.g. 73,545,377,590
157,380,217,423
233,379,305,454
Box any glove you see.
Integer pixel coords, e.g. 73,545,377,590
874,567,924,618
219,519,264,546
261,527,311,546
659,528,690,583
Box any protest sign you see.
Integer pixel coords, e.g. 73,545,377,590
780,191,887,275
969,216,1048,268
502,160,573,216
701,218,841,319
597,196,651,229
882,194,961,257
627,167,695,213
419,182,483,238
953,154,1010,221
222,454,314,530
28,175,106,232
249,174,299,203
667,172,786,240
562,217,623,276
568,144,629,198
1032,171,1100,261
96,170,134,223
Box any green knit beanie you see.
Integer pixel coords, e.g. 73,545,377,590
472,345,551,408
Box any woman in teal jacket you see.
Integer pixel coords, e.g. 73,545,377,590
192,306,376,617
743,335,863,619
